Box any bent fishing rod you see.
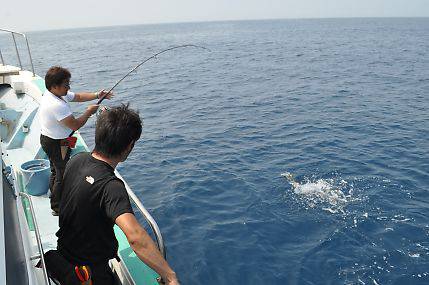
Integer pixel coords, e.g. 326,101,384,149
96,44,210,104
68,44,210,138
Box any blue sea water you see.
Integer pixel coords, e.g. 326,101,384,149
6,18,429,284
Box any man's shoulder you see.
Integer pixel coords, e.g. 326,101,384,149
103,178,128,199
69,152,90,165
40,91,53,106
71,151,90,159
104,178,126,191
40,92,66,110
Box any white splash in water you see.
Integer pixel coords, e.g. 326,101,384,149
281,172,351,213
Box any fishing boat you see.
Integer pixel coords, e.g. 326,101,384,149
0,28,166,285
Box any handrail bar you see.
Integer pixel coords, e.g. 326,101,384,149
0,28,35,76
19,192,52,285
11,33,22,69
0,150,7,285
115,170,166,259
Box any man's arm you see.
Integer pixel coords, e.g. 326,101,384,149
73,90,114,102
115,213,179,285
72,92,98,102
60,105,99,131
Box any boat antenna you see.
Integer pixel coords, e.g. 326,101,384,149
96,44,210,104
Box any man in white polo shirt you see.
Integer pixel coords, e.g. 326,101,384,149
39,66,113,215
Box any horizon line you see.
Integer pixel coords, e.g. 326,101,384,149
15,15,429,34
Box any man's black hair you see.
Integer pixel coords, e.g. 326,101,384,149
45,66,71,90
94,104,142,158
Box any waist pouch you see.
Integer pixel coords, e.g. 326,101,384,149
43,250,92,285
60,136,77,148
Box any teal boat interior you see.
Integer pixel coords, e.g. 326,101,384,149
1,28,165,285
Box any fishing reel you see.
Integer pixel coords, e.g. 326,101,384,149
96,105,110,117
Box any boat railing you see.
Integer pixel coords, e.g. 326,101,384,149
118,170,166,259
0,28,35,76
19,192,52,285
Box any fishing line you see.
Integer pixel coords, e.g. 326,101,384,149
96,44,210,104
68,44,210,137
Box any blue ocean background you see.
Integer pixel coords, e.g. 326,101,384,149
7,18,429,284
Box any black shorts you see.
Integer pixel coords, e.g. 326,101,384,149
44,250,117,285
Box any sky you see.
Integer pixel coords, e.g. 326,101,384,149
1,0,428,32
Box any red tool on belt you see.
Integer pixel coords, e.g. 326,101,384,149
75,265,92,285
60,136,77,148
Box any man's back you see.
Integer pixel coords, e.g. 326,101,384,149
47,104,179,284
57,152,133,265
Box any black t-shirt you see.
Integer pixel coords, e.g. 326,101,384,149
56,152,134,265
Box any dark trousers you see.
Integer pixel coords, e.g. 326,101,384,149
44,250,117,285
91,263,117,285
40,134,71,212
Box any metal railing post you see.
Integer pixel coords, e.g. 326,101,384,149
115,171,166,259
24,36,35,76
128,188,166,258
1,28,36,73
11,32,23,69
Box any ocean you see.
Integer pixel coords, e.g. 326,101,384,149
8,18,429,284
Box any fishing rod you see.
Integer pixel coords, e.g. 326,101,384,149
96,44,210,104
67,44,210,139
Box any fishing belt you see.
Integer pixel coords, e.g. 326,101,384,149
40,250,93,285
60,136,78,148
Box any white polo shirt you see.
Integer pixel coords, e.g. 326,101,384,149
40,90,75,139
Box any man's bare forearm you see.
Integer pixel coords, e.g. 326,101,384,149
116,213,179,284
74,92,98,102
130,229,177,282
62,109,91,131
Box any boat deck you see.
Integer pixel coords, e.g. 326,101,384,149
1,77,161,284
31,194,59,251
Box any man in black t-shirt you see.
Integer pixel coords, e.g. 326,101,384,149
52,104,179,285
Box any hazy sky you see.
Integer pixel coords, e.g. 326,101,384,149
1,0,428,32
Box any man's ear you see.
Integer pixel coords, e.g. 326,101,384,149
50,85,60,93
120,141,135,161
127,141,136,152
